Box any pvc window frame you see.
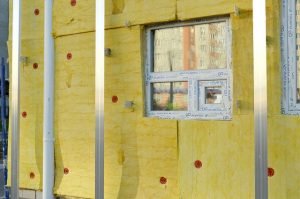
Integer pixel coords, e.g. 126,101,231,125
144,17,233,120
282,0,300,114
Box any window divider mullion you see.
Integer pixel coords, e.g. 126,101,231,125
189,79,198,113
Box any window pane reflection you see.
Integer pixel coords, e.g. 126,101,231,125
151,82,188,111
153,21,227,72
205,87,223,104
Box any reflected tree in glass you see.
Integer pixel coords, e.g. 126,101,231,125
151,82,188,111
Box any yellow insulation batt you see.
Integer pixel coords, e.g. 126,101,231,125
177,0,252,20
104,26,179,199
53,32,95,198
178,13,255,199
7,39,44,190
53,0,95,36
105,0,176,29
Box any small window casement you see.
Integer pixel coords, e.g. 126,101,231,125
282,0,300,114
144,17,232,120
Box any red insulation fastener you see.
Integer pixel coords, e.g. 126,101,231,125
33,63,38,69
71,0,77,6
112,96,118,103
160,177,167,184
194,160,202,169
64,168,69,175
22,111,27,118
34,9,40,16
29,172,35,179
67,53,72,60
268,168,275,177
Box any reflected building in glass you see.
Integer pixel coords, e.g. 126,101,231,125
153,22,227,72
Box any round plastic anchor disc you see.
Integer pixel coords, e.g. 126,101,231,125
112,96,118,103
64,168,69,175
71,0,77,6
160,177,167,184
29,172,35,179
194,160,202,169
33,63,38,69
67,53,72,60
268,167,275,177
22,111,27,118
34,9,39,16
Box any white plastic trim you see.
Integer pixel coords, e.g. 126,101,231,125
145,17,232,120
282,0,300,114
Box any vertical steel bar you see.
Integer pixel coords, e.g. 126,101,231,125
253,0,268,198
11,0,21,198
96,0,104,198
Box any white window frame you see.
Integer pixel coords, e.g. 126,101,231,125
144,17,233,120
281,0,300,114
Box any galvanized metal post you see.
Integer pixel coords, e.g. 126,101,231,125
11,0,21,198
95,0,104,198
43,0,55,198
253,0,268,198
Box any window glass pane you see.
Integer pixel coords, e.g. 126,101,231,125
297,0,300,103
205,87,223,104
153,21,228,72
151,82,188,111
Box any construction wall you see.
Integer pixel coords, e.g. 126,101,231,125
105,0,255,198
267,0,300,198
7,0,95,198
5,0,300,199
105,0,300,198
